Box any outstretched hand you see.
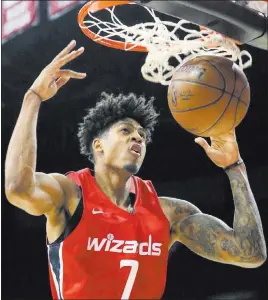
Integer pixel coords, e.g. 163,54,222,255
30,40,86,101
194,129,241,168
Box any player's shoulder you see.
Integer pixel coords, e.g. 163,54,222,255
132,175,156,193
49,172,81,210
158,196,201,225
133,175,153,185
49,172,77,188
158,196,201,212
49,168,89,187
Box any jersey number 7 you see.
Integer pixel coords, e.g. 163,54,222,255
120,259,139,299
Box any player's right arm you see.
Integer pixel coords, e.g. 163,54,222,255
5,40,86,217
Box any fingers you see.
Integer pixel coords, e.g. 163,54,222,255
55,47,85,68
56,77,71,90
55,69,87,90
56,69,86,79
43,40,86,92
194,137,210,153
52,40,77,62
211,129,236,143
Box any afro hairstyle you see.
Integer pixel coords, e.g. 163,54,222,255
77,92,159,163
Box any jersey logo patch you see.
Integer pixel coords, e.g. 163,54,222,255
92,209,104,215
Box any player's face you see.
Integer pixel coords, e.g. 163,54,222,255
99,118,147,174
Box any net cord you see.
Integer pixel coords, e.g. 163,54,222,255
80,3,252,85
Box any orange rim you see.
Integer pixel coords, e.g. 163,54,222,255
78,1,249,51
78,0,148,52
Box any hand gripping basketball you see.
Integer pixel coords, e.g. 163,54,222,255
29,40,86,101
195,129,241,168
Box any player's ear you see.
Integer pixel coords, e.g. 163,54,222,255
92,138,104,155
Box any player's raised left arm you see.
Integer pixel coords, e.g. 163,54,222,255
170,164,266,267
161,129,266,268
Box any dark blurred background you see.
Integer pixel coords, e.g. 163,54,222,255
2,1,268,299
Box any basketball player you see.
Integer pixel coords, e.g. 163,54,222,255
5,41,266,299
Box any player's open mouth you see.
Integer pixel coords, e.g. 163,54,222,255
130,149,141,157
129,144,141,156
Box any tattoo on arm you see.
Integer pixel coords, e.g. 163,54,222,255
174,164,266,267
159,197,201,226
177,214,244,264
227,164,266,263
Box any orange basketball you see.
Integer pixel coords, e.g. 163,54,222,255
167,55,250,137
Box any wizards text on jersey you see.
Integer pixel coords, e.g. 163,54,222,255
87,234,162,256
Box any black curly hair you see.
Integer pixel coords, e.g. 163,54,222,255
78,92,159,163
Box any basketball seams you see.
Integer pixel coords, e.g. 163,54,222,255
195,65,238,135
171,58,249,112
170,80,249,113
171,58,227,113
169,57,250,136
171,82,225,113
203,58,226,91
237,98,248,107
232,94,241,132
194,59,249,108
237,83,249,104
172,79,247,103
231,82,250,130
172,78,223,92
198,59,237,134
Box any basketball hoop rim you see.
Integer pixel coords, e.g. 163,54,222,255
77,0,258,85
78,0,246,52
78,0,149,52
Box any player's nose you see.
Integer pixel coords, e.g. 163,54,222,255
131,132,143,143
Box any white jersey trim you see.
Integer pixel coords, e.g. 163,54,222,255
48,242,64,299
59,242,64,299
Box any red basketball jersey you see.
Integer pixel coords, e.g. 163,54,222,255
47,168,170,299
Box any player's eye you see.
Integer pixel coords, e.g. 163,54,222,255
139,132,145,138
138,131,146,140
121,128,130,134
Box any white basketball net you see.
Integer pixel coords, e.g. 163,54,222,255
81,3,253,85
